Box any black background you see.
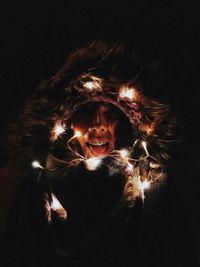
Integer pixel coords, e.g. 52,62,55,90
0,0,200,262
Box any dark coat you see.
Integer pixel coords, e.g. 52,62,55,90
0,165,198,267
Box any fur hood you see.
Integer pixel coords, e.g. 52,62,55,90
8,41,176,201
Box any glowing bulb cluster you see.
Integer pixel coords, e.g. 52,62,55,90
32,112,161,205
84,81,95,90
83,76,102,91
119,149,129,159
51,194,67,220
51,194,63,210
32,160,44,169
126,162,134,172
54,125,65,136
150,162,160,169
85,157,101,171
119,86,136,101
74,130,82,137
141,141,149,156
139,180,151,191
51,121,65,141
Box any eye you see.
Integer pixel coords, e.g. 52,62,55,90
71,110,94,134
105,110,117,121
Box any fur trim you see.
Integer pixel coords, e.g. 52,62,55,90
8,41,176,170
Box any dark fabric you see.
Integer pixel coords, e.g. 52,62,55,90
0,167,199,267
0,168,22,249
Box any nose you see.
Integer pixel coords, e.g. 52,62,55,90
89,124,107,133
88,106,107,134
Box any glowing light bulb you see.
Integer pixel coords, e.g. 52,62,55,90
146,126,153,135
119,86,136,101
51,194,62,210
85,157,101,171
141,141,149,156
119,149,129,159
51,194,67,220
32,160,44,169
54,124,65,135
141,140,146,147
82,76,102,92
126,162,134,172
150,162,160,169
139,180,151,191
85,81,95,90
74,130,82,137
51,121,65,141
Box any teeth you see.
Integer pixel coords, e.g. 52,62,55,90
89,142,107,146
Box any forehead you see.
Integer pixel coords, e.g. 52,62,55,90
74,103,108,114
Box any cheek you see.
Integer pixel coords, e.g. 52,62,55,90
108,121,117,135
74,129,88,147
76,136,87,152
72,112,94,133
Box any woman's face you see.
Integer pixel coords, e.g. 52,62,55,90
71,103,117,158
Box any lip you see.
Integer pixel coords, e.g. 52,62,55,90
86,140,110,156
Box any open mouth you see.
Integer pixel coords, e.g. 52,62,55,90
86,141,110,156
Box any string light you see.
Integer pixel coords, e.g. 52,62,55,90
141,141,149,157
31,138,161,204
66,130,85,159
119,86,136,101
67,130,82,144
119,149,129,159
32,160,44,169
126,161,134,172
141,140,157,161
54,124,65,136
35,114,163,206
51,194,63,210
84,81,95,90
146,125,154,135
139,180,151,191
138,179,151,200
51,121,65,141
51,194,67,220
85,157,101,171
37,68,169,206
83,76,102,91
150,162,160,169
74,130,82,137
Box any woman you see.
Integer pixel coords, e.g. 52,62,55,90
1,41,198,267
